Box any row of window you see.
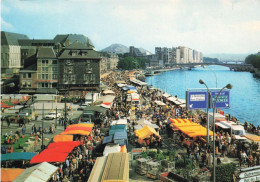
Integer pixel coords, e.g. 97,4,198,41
42,67,57,71
42,60,57,64
40,74,58,79
40,83,57,88
23,73,32,78
22,82,32,88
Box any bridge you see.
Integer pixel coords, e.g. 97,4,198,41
164,62,254,72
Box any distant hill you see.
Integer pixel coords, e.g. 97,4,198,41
101,44,152,55
101,44,129,54
138,48,152,55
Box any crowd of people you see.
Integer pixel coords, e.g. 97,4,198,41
2,70,260,181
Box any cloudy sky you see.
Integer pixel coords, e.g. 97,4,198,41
1,0,260,54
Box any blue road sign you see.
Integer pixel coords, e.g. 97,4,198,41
210,90,230,108
186,91,208,110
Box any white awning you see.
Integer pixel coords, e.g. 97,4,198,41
215,122,230,129
14,162,58,182
154,100,166,106
162,93,171,98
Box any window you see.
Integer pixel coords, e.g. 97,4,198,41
52,67,57,71
42,60,49,64
52,83,57,87
23,73,26,78
45,74,49,79
27,82,31,87
42,67,48,71
41,83,48,88
22,82,26,87
52,60,57,64
28,73,31,78
52,74,57,79
41,74,45,79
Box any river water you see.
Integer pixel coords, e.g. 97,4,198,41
146,65,260,126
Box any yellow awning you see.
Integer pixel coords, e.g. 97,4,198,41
134,125,160,139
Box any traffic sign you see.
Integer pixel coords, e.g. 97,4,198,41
186,91,208,110
210,90,230,108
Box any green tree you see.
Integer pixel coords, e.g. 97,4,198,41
117,56,148,70
245,54,260,68
214,163,236,182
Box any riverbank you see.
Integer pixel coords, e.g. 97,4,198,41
253,68,260,78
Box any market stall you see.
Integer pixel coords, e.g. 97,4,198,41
1,152,37,162
88,156,108,182
114,131,128,146
14,162,58,182
1,168,24,182
134,125,160,144
101,152,129,182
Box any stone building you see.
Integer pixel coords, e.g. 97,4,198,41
58,42,101,95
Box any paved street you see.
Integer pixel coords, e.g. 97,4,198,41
2,116,67,153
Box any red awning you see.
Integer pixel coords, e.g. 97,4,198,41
30,152,68,164
30,143,79,164
47,141,80,149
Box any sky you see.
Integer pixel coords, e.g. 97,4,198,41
1,0,260,54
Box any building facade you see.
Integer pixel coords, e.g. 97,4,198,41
58,42,101,94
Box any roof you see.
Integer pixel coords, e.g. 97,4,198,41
20,63,37,72
14,162,58,182
1,152,37,161
53,34,94,48
101,152,129,181
114,131,128,140
58,42,100,59
83,106,107,114
37,47,56,59
88,156,108,182
18,39,54,46
1,31,29,46
1,168,25,182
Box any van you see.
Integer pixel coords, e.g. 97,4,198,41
85,92,100,105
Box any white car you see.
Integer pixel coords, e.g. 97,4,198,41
45,112,62,120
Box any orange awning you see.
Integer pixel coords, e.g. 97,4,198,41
67,123,94,128
53,134,73,143
120,145,127,153
170,118,215,137
1,168,24,182
244,135,260,142
61,130,90,136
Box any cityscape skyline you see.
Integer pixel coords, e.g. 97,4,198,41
1,0,260,54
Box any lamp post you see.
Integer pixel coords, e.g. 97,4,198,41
41,103,44,150
202,65,218,88
199,79,211,144
199,79,232,182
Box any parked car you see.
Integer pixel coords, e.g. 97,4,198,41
45,112,61,120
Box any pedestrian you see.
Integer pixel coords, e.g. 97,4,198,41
22,124,26,135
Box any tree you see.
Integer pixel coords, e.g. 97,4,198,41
117,56,148,70
214,163,236,182
245,54,260,68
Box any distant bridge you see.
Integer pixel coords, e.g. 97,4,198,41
150,63,254,74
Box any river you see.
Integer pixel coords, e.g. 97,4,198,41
146,65,260,126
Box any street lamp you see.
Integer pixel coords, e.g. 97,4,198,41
199,79,210,144
202,65,218,88
199,79,232,182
